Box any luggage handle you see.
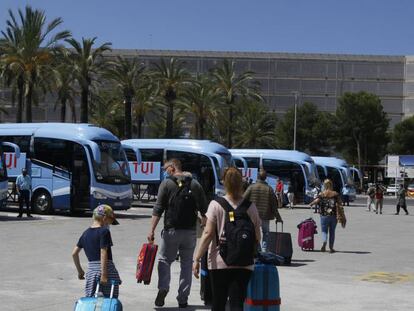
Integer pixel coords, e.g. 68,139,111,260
94,278,117,299
275,221,283,232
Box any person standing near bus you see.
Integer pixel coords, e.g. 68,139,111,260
16,168,32,218
395,184,409,215
375,183,385,214
287,181,294,209
275,178,284,208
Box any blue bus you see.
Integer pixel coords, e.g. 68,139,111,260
0,142,20,207
0,123,135,214
121,139,234,199
231,149,320,203
312,156,357,200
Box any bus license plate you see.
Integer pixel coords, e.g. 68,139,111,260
114,202,122,206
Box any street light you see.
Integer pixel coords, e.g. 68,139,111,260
292,91,300,150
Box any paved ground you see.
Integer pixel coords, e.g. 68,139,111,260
1,196,413,310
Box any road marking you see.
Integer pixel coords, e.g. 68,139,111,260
357,272,414,284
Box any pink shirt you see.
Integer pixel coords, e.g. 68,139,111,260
205,196,262,271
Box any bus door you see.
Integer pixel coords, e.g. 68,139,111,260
71,144,91,210
52,166,71,210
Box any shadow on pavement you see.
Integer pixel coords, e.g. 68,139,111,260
335,250,371,254
287,262,308,267
0,215,42,221
291,259,315,263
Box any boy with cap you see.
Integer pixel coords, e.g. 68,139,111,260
72,204,122,298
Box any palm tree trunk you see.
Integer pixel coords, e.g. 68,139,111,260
227,104,233,148
60,98,67,122
80,87,88,123
71,103,77,122
16,76,24,123
137,115,144,138
25,82,33,123
165,100,174,138
124,96,132,139
199,103,205,140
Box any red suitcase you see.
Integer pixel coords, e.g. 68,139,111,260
136,243,158,285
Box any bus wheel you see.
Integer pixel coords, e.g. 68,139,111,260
32,191,52,214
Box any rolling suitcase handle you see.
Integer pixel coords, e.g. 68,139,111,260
275,221,284,232
94,278,118,299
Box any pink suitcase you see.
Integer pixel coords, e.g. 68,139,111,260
297,218,317,251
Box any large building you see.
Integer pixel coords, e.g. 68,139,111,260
1,49,413,127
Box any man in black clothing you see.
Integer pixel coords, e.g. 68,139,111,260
147,159,207,309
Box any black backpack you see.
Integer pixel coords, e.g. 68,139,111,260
215,196,256,266
166,176,198,229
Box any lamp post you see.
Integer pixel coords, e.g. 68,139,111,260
292,91,300,150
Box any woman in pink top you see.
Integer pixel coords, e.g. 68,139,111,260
193,167,261,311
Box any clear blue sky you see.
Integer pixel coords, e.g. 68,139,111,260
1,0,413,55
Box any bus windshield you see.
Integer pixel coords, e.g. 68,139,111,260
93,140,130,185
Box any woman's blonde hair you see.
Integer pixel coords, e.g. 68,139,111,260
323,179,333,191
223,167,243,197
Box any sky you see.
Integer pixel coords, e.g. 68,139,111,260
1,0,414,56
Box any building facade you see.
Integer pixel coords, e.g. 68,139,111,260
0,49,410,127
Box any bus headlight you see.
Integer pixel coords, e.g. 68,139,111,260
93,191,108,200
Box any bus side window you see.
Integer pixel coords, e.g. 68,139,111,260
234,159,244,168
166,150,215,197
244,157,260,168
141,149,163,162
124,149,137,162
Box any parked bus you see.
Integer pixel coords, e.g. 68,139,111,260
121,139,234,199
230,149,320,204
312,156,357,200
0,142,20,207
0,123,135,214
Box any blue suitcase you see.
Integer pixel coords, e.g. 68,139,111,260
245,264,281,311
74,280,122,311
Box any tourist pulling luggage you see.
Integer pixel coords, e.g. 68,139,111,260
74,279,123,311
268,222,293,265
297,218,318,251
136,243,158,285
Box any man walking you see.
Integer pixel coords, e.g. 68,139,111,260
395,184,409,215
16,168,32,218
366,183,376,212
147,159,207,308
244,169,283,252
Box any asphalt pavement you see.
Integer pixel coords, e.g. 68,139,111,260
0,196,413,311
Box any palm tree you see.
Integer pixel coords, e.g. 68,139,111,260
212,59,262,148
233,100,277,148
0,6,71,122
52,51,77,122
66,37,111,123
133,80,157,138
1,26,26,122
151,58,191,138
180,74,220,139
106,56,145,138
90,90,123,135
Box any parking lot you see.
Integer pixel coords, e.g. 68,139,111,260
1,196,413,311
